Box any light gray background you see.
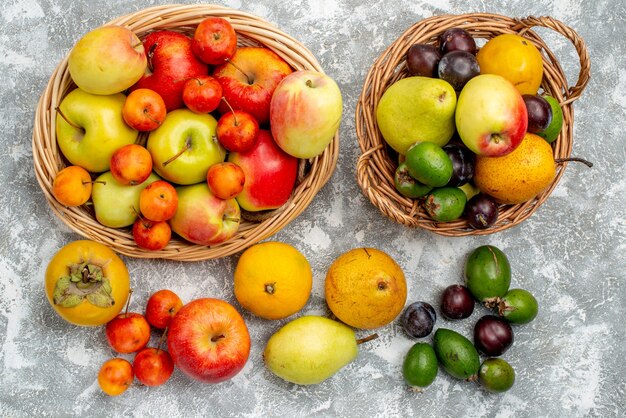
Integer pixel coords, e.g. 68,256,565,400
1,0,624,416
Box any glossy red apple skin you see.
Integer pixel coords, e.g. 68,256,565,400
132,218,171,251
133,347,175,387
145,289,183,329
167,298,251,383
228,130,298,212
105,312,151,354
182,75,223,114
216,110,259,152
455,74,528,157
132,31,208,111
213,47,292,125
192,17,237,65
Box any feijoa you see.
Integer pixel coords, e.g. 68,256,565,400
538,95,563,143
465,245,511,305
433,328,480,381
394,163,432,198
498,288,538,324
478,358,515,393
402,342,438,389
405,142,453,187
424,187,467,222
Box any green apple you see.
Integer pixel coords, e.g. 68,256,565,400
91,171,160,228
147,109,225,185
376,76,456,154
55,88,139,173
68,25,147,95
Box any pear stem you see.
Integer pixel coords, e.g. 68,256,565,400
555,157,593,168
55,107,83,131
225,58,252,85
356,333,379,345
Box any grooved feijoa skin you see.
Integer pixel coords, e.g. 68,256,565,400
402,342,438,388
465,245,511,302
433,328,480,380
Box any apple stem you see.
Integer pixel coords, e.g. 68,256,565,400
356,333,379,345
225,58,252,85
147,43,157,73
162,139,192,167
143,109,162,126
306,79,313,88
156,328,168,353
83,180,106,186
220,97,238,126
124,288,133,316
55,107,83,131
555,157,593,168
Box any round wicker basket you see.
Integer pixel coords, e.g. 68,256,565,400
32,4,338,261
356,14,590,236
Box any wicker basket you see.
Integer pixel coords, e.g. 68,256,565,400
32,4,338,261
356,14,590,236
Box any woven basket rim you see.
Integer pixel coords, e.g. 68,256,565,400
32,4,339,261
355,13,590,236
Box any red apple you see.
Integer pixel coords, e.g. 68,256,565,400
169,183,240,246
122,88,167,131
216,109,259,152
270,70,343,159
133,347,175,387
145,289,183,329
228,130,298,211
192,17,237,65
213,47,292,125
139,180,178,222
105,312,151,354
167,298,251,383
455,74,528,157
132,218,171,251
207,162,245,200
98,358,134,396
182,75,223,114
110,144,153,186
132,31,208,111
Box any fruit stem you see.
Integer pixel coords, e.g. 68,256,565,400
305,79,313,88
124,289,133,316
83,180,106,186
162,138,192,167
55,107,83,131
147,43,157,73
143,108,161,126
220,97,238,126
555,157,593,168
225,58,253,85
356,333,379,345
264,283,276,295
156,328,168,354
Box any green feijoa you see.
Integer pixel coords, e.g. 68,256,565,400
424,187,467,221
498,288,538,324
465,245,511,305
402,342,438,389
405,142,453,187
394,163,433,198
433,328,480,381
478,358,515,392
538,95,563,144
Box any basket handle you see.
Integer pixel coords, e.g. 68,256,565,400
515,16,590,105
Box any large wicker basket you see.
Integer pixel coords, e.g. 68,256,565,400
356,14,590,236
33,4,338,261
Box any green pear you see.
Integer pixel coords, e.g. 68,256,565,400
264,316,373,385
376,76,456,154
91,171,160,228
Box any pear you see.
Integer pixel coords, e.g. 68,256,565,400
263,316,376,385
376,76,456,154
